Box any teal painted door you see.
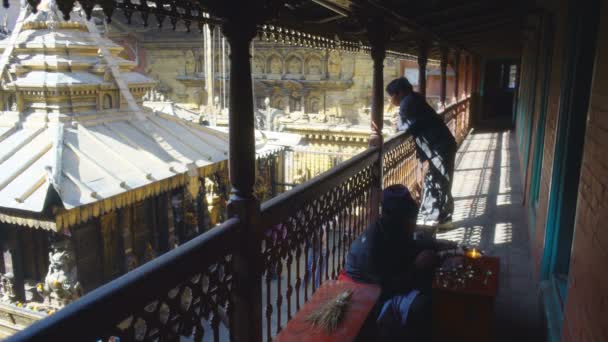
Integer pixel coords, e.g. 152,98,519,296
527,15,555,232
541,0,599,306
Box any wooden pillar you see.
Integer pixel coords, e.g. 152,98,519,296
119,207,137,273
3,228,25,302
453,50,461,101
367,16,387,223
440,46,449,106
417,40,428,98
368,17,386,148
464,54,470,96
156,194,170,253
222,9,262,342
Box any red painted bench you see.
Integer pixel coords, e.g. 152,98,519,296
274,280,381,342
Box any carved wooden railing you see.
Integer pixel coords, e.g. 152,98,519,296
10,218,240,342
259,147,379,341
8,98,470,342
383,132,420,190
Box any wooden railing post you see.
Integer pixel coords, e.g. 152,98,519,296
222,10,262,342
464,54,470,97
440,46,449,107
367,16,387,222
452,50,461,101
417,40,428,98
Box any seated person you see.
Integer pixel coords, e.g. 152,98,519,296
341,184,460,341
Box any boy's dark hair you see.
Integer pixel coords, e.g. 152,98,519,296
386,77,413,96
381,184,419,221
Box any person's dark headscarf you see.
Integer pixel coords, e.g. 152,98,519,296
381,184,418,228
386,77,413,96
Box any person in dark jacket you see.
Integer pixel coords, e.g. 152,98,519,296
344,185,459,340
387,77,458,225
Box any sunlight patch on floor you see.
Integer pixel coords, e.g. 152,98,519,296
497,193,512,206
452,197,488,221
437,226,484,247
493,222,513,245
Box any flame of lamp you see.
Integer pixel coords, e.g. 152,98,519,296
465,248,482,259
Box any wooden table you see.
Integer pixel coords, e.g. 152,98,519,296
274,280,381,342
432,256,500,342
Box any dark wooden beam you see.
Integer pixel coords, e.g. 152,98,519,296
434,8,523,30
441,18,523,38
416,1,495,22
449,30,524,43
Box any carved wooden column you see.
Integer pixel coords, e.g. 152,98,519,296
464,54,470,96
368,17,386,148
222,7,263,342
440,46,449,107
453,50,461,101
417,40,428,98
366,16,387,223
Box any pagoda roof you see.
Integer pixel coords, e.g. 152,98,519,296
0,109,229,218
0,2,232,231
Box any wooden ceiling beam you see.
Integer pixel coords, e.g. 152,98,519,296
416,0,495,22
448,28,524,41
433,9,525,31
311,0,351,17
440,18,523,38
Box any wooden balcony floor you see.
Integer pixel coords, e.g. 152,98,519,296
436,129,545,341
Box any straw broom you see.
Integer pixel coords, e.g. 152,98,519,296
306,290,353,333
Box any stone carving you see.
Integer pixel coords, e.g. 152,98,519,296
309,97,320,114
143,243,156,263
0,273,17,303
254,174,271,202
143,88,168,102
103,66,113,82
269,56,282,74
328,51,341,77
204,176,225,226
253,57,265,74
193,49,203,74
185,58,194,76
307,57,322,75
125,253,139,272
286,57,303,74
42,239,82,308
274,98,287,111
292,168,310,185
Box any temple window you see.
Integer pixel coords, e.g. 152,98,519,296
103,94,113,109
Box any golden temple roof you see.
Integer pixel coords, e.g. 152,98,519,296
0,1,233,230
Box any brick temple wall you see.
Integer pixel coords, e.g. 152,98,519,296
562,1,608,340
529,0,569,276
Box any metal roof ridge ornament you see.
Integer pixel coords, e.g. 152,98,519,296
46,0,60,30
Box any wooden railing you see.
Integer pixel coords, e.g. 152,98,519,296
8,98,470,342
259,147,379,340
10,218,240,341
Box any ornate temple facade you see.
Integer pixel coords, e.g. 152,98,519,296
0,2,298,335
104,16,415,188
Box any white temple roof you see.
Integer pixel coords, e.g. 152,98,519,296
0,111,229,213
144,101,303,153
0,2,232,228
